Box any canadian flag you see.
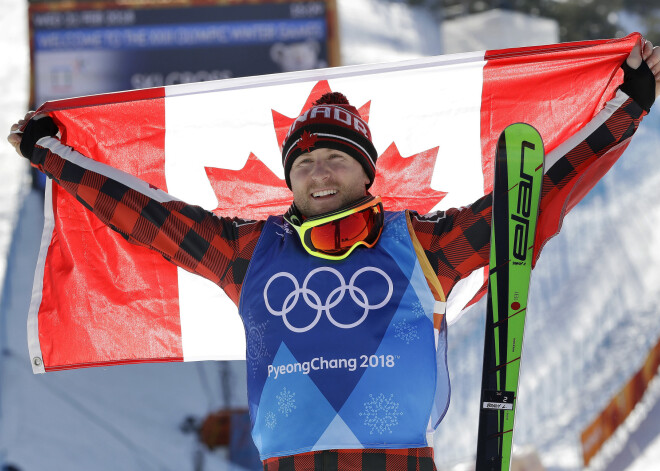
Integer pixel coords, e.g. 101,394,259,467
29,34,639,373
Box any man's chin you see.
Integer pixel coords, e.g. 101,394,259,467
301,196,345,217
308,201,341,216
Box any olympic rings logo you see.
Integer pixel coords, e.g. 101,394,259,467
263,266,393,333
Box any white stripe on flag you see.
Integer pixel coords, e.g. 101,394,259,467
178,272,246,362
28,178,55,374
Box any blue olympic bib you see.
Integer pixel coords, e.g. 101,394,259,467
239,211,449,459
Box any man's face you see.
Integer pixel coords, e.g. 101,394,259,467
289,148,370,217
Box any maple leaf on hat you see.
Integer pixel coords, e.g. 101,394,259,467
296,130,319,152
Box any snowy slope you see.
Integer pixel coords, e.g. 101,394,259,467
0,0,30,318
2,0,660,470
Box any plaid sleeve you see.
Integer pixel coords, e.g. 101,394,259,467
411,92,646,298
539,94,645,210
409,195,492,298
33,140,263,306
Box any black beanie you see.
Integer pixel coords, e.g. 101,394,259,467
281,92,378,189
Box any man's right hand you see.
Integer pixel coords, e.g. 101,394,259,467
7,112,60,164
7,111,35,158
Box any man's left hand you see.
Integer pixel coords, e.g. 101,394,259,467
627,38,660,99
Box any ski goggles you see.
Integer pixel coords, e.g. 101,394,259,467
286,196,384,260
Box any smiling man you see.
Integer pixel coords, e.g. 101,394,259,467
8,40,660,471
289,147,371,216
283,92,375,220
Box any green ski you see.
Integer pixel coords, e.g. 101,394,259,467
475,123,544,471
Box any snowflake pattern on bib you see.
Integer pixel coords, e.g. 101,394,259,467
394,320,420,344
265,411,277,430
359,393,404,435
245,314,270,378
277,387,297,417
394,301,425,344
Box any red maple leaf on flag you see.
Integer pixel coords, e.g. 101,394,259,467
205,153,293,219
371,143,446,214
205,81,446,220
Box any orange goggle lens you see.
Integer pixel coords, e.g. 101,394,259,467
294,198,384,260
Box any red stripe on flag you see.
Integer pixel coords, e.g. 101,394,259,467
37,87,166,113
481,33,640,260
37,88,184,370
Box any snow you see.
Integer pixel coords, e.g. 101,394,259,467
337,0,443,65
441,9,559,53
0,0,30,310
2,0,660,470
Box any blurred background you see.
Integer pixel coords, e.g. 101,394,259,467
1,0,659,470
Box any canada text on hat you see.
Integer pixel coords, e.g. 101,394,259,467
281,92,378,190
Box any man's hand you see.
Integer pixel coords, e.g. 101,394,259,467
7,112,59,164
7,111,36,158
626,38,660,99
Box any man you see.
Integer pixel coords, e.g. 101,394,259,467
8,40,660,470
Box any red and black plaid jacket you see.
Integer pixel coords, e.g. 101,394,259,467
32,92,645,470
